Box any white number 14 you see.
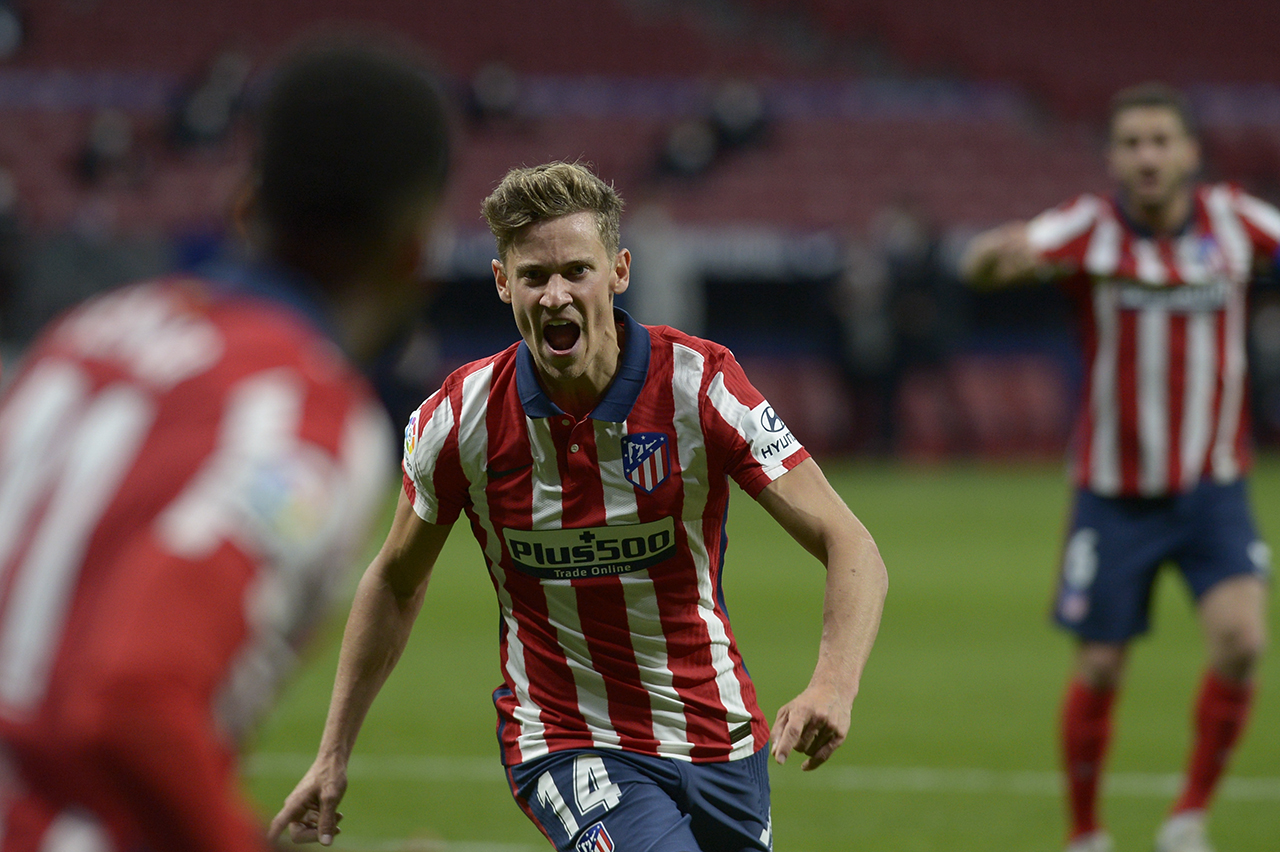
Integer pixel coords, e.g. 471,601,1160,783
534,754,623,837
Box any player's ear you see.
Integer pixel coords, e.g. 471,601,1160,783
610,248,631,296
230,177,259,244
493,259,513,304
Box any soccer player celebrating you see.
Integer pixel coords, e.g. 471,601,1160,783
0,38,451,852
271,161,889,852
962,83,1278,852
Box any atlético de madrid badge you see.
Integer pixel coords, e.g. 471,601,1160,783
622,432,671,493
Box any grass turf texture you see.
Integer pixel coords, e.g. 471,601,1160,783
245,457,1280,851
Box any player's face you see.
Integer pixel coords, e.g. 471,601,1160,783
494,211,631,399
1107,106,1200,214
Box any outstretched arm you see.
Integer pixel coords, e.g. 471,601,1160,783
270,491,451,845
959,220,1044,288
755,457,888,771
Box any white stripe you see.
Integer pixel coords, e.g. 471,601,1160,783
1204,188,1252,482
1181,313,1217,488
595,421,635,525
1236,190,1280,242
526,419,561,530
245,752,1280,802
673,345,753,756
1205,185,1253,281
409,393,455,524
1088,286,1122,495
1026,195,1100,253
1083,215,1123,276
1212,281,1248,482
1136,307,1169,495
1132,238,1167,285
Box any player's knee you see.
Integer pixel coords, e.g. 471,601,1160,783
1209,621,1266,680
1076,643,1126,689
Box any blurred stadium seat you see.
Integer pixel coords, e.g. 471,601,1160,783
0,0,1275,458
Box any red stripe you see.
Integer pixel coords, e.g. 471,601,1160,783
1166,312,1187,488
1115,309,1141,494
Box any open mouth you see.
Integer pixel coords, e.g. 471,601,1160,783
543,320,581,354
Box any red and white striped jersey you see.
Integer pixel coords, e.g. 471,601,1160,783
1026,184,1280,497
402,310,809,766
0,275,393,852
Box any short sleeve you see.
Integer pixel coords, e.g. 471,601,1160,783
401,388,466,524
702,349,809,497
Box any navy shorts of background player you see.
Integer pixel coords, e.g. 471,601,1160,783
507,747,773,852
1054,478,1271,644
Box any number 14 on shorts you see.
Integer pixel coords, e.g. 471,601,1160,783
535,754,622,841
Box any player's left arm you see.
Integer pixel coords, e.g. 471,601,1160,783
755,457,888,771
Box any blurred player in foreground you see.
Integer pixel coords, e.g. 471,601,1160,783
962,83,1277,852
272,161,889,852
0,37,450,852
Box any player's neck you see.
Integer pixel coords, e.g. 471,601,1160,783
1124,190,1193,237
545,325,625,420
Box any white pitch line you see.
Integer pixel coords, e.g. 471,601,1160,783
245,753,1280,801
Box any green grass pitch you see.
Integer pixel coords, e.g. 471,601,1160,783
245,457,1280,851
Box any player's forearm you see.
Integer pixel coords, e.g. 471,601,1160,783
316,560,426,764
809,526,887,705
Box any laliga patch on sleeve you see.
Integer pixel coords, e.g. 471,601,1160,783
241,446,340,560
575,822,615,852
749,400,802,465
404,408,419,461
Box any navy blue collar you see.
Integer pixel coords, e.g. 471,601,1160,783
516,308,650,422
1113,189,1198,239
200,257,340,344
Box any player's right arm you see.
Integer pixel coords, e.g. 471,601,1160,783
269,490,451,846
958,220,1044,288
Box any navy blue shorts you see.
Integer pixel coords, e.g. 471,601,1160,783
1053,478,1271,643
505,747,772,852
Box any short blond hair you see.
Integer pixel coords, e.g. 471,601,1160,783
481,161,624,263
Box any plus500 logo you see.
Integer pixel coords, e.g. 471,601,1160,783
503,517,676,580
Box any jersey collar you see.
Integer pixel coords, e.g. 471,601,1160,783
202,257,340,343
516,307,650,422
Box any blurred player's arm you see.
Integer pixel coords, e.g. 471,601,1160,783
959,220,1046,288
62,541,299,852
756,457,888,771
270,490,451,847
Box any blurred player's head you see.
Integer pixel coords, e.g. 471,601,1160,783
1106,83,1200,218
248,34,451,359
484,162,630,402
481,161,624,265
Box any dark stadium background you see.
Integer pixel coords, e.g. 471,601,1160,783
0,0,1277,460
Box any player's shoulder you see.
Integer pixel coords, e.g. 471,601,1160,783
1035,191,1114,223
645,322,735,365
435,341,521,392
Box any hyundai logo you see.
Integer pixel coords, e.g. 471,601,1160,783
760,406,785,433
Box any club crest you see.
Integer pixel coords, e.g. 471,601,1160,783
575,822,615,852
622,432,671,493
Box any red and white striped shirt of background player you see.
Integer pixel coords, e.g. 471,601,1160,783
0,278,393,852
1025,183,1280,498
402,310,809,767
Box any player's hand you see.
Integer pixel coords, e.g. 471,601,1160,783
770,683,852,771
268,758,348,846
962,221,1040,286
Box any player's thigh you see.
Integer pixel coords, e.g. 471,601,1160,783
1054,490,1173,642
508,750,700,852
1178,479,1270,603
